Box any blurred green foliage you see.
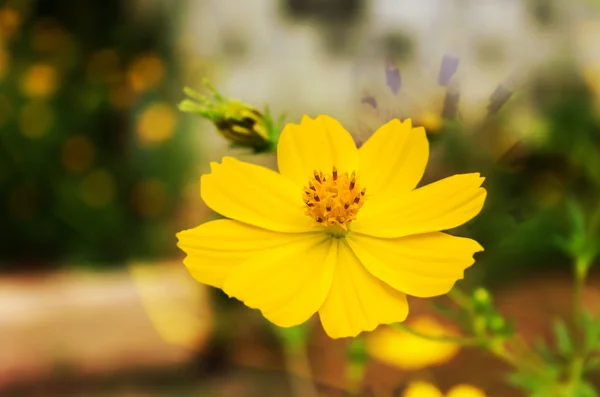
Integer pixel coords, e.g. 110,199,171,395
0,0,194,268
432,68,600,286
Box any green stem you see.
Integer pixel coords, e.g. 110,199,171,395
282,341,319,397
392,323,482,346
447,287,472,310
563,256,591,394
448,287,546,375
573,257,589,325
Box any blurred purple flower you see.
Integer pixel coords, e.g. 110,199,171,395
437,54,459,87
385,58,401,95
487,84,513,115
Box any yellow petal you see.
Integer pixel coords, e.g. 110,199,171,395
358,118,428,197
353,173,486,238
277,115,358,186
201,156,316,232
223,234,336,328
347,232,482,297
402,382,444,397
177,219,320,288
446,385,488,397
318,240,408,338
366,316,461,370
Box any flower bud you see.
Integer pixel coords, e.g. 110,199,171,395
179,81,276,153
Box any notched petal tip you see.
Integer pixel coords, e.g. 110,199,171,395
300,115,314,124
208,161,221,172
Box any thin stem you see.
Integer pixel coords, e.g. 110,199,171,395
447,287,473,311
283,343,319,397
573,257,589,325
392,323,482,346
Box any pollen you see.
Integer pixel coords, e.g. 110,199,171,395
303,166,367,234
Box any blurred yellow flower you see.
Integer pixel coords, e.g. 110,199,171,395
129,262,213,350
20,64,59,99
177,115,486,339
136,103,176,146
403,381,444,397
403,382,487,397
446,384,488,397
366,315,461,370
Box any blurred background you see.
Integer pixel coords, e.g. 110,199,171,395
3,0,600,396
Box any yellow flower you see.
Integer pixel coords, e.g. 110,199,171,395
177,115,486,339
403,382,487,397
366,315,461,370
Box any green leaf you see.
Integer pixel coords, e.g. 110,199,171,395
567,199,586,236
575,381,599,397
584,356,600,373
583,311,597,353
533,337,556,363
553,318,574,357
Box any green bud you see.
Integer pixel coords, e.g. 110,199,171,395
178,81,275,153
488,314,513,337
472,287,494,314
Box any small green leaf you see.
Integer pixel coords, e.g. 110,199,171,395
553,318,574,357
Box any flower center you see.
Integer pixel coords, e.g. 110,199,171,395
303,166,366,236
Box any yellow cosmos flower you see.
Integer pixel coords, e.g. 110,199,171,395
366,315,461,370
403,382,488,397
177,115,486,339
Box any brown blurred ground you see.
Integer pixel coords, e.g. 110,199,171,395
2,266,600,397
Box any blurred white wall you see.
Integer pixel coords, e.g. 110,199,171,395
179,0,577,158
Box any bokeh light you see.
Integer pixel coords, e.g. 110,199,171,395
0,7,22,41
20,64,59,99
79,169,116,209
128,53,165,93
18,101,54,139
136,102,176,146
